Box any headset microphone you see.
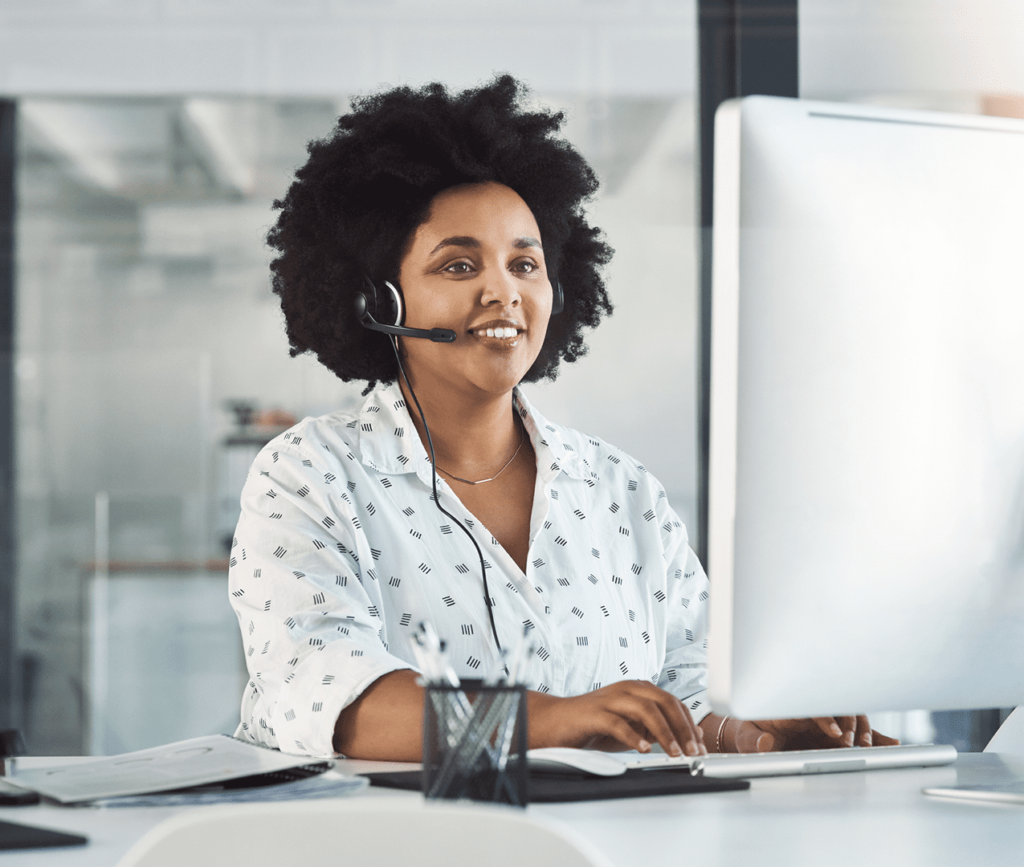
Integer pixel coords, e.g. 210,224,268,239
357,276,561,345
354,290,457,343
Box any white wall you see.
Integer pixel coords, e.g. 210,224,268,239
802,0,1024,99
7,0,1022,101
0,0,696,97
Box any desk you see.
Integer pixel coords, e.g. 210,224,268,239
2,754,1023,866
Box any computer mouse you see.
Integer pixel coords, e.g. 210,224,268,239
525,748,628,776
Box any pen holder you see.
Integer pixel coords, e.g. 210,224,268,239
422,679,528,807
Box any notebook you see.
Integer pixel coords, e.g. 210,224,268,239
923,780,1024,805
7,734,347,804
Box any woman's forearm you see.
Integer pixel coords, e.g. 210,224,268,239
333,669,425,761
334,672,708,761
333,670,561,760
700,712,727,752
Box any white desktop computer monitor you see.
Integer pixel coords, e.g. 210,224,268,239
707,96,1024,720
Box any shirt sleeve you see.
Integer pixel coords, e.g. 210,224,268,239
228,435,415,757
654,494,711,723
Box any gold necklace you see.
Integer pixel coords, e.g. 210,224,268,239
435,419,526,486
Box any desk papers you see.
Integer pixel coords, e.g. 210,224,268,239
8,734,365,805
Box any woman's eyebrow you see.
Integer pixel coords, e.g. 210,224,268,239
429,236,479,255
428,235,543,255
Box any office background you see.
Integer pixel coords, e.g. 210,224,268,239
0,0,1021,757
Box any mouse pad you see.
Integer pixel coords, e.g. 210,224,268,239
365,769,749,802
0,819,89,851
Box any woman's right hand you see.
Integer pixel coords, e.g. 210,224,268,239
527,681,707,757
714,715,900,753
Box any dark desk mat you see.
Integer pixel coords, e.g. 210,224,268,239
365,769,749,802
0,819,88,851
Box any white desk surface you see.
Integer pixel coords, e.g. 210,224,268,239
2,753,1023,866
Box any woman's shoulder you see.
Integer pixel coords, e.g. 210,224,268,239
251,382,424,480
257,406,360,464
516,391,664,493
533,411,690,553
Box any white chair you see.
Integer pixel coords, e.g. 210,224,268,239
984,707,1024,755
116,797,613,867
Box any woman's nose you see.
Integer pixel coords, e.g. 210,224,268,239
479,270,521,307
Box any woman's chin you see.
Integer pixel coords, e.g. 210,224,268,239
465,371,526,398
404,344,537,400
483,354,539,390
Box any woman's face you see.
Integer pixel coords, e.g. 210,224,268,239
395,181,553,401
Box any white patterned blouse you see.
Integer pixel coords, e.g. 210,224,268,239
228,382,710,757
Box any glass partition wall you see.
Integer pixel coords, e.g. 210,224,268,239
13,93,700,755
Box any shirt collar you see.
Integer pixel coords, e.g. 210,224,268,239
353,382,433,478
354,382,595,484
514,388,595,483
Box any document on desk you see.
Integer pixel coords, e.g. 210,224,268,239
8,734,364,805
923,780,1024,805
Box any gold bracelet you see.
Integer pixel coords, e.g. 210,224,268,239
716,716,731,753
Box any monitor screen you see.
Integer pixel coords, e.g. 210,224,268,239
707,96,1024,719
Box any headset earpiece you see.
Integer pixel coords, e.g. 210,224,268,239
362,275,562,321
357,277,404,327
355,276,456,343
382,280,404,326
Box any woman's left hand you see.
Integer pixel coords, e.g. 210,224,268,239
706,714,900,753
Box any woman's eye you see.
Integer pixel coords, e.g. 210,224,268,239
512,259,538,273
442,261,473,274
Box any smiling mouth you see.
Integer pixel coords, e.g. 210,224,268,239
471,326,522,339
468,321,525,343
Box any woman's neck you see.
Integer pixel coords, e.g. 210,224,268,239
397,376,521,479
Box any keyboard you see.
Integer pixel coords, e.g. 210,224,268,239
623,743,958,779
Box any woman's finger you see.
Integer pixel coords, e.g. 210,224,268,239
733,720,776,753
855,715,872,747
611,687,703,756
811,716,845,740
649,688,706,756
871,729,901,746
597,712,657,753
558,682,708,756
835,715,857,747
619,682,706,756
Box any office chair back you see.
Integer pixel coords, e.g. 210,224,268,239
116,797,613,867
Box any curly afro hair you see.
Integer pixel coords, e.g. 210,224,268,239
267,74,614,390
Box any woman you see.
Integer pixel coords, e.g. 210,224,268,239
229,76,893,760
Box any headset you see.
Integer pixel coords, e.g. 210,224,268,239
354,279,457,342
355,276,563,341
355,274,564,653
